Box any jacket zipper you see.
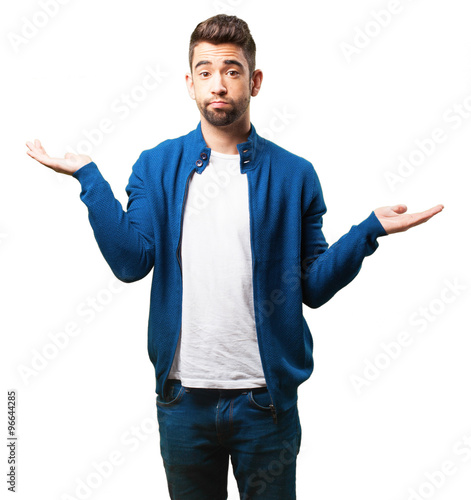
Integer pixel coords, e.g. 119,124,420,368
246,171,278,425
166,168,194,388
176,169,194,273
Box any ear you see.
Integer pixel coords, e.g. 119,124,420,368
186,72,196,100
250,69,263,97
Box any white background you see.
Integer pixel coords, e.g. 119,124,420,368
2,0,470,499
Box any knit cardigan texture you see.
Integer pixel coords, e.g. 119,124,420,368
72,122,388,415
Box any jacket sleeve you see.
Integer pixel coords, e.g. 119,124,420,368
72,153,155,283
301,167,387,308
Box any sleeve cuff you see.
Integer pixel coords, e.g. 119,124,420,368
358,210,388,239
72,162,104,184
354,210,388,255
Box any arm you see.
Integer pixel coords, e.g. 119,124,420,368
72,159,155,282
300,168,444,309
26,140,155,282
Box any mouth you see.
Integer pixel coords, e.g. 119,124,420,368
209,101,230,108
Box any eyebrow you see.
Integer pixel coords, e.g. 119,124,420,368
194,59,244,70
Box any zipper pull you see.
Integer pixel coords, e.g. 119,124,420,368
269,404,278,424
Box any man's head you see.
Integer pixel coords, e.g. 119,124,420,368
189,14,256,77
186,15,262,128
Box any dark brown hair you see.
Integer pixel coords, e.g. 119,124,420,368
189,14,256,76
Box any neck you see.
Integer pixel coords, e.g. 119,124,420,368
200,113,251,155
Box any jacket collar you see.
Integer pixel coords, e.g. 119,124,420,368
186,121,265,174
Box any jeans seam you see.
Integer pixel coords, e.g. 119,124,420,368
229,398,234,436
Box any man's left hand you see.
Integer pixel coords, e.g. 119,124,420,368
374,204,444,234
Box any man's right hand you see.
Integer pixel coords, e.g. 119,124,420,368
26,139,92,176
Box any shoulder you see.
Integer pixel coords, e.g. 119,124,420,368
259,135,324,209
261,136,319,181
141,130,191,160
133,128,196,175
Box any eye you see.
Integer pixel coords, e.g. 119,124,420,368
227,70,239,77
199,71,210,78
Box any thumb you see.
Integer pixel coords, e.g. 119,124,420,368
391,204,407,214
63,152,85,168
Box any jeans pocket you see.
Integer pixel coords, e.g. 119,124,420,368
247,388,273,411
156,380,185,408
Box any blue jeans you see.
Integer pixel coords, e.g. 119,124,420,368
156,380,302,499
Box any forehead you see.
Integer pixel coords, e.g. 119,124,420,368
192,42,248,68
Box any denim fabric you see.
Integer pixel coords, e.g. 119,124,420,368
156,380,302,499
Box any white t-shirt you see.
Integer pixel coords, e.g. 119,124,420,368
168,150,267,389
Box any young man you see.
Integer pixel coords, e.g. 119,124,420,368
26,14,443,500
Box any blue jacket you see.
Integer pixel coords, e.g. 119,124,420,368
72,121,387,419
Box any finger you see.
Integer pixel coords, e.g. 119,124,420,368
26,143,40,158
27,146,46,163
406,206,443,228
26,146,62,168
406,215,435,230
35,139,47,154
25,145,43,160
26,141,43,156
415,204,444,220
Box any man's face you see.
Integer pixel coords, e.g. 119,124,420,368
186,42,261,127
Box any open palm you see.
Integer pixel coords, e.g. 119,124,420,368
26,139,92,176
374,204,444,234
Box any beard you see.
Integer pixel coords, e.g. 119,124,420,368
198,94,251,127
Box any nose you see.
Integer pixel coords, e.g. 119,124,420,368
211,73,227,95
